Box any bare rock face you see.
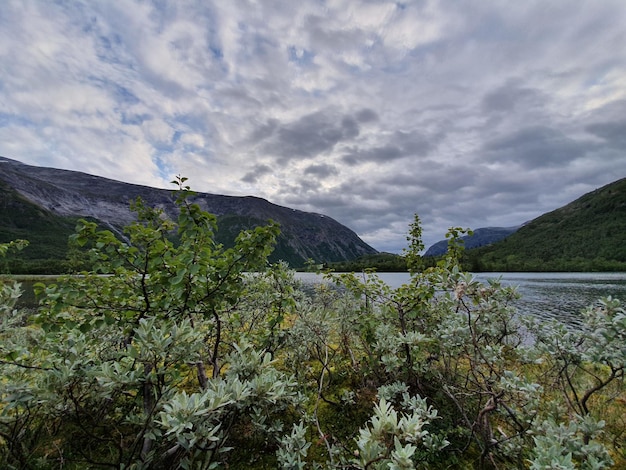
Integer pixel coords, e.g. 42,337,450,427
0,156,377,267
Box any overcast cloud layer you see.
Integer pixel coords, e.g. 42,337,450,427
1,0,625,252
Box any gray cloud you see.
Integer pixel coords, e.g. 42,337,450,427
241,164,273,183
261,110,361,161
342,145,404,165
484,126,594,168
355,108,379,123
342,130,439,165
304,163,337,178
246,119,279,145
585,121,626,150
482,82,545,114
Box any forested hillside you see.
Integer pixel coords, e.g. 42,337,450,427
0,181,83,273
465,177,626,271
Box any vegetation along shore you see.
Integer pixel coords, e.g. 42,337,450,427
1,182,624,468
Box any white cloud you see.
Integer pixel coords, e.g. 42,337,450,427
178,133,204,149
141,119,175,146
1,0,626,252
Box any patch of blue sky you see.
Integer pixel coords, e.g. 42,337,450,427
80,13,97,35
151,140,175,155
180,137,207,154
149,128,180,153
154,154,174,182
343,62,372,77
181,145,202,154
76,8,130,68
87,75,141,106
121,112,151,126
113,84,140,105
195,4,222,59
170,113,208,134
94,33,131,67
207,44,229,75
209,45,223,60
0,113,35,128
154,0,182,33
288,46,315,66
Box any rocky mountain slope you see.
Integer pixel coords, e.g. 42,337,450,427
0,156,377,272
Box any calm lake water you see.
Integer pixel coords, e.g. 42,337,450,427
295,272,626,328
9,272,626,328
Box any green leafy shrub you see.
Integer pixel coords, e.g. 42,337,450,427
1,204,624,469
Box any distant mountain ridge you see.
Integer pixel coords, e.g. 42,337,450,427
423,177,626,272
0,156,377,272
466,177,626,271
424,226,521,257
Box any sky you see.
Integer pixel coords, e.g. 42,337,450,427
1,1,626,253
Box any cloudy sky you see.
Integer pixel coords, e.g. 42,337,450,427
1,1,625,252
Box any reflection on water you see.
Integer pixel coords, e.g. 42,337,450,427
474,272,626,327
295,272,626,328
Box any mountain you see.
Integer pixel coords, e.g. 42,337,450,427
466,177,626,271
0,156,377,273
424,226,521,257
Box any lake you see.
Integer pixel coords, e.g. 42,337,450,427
8,272,626,328
295,271,626,328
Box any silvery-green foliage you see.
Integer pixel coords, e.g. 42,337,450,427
528,417,613,470
499,370,543,422
0,185,290,468
224,340,304,450
159,388,232,446
343,224,543,466
0,241,28,347
375,322,406,373
152,340,301,469
3,211,626,468
532,296,625,417
353,391,448,469
280,283,368,466
276,421,311,469
393,270,534,464
0,279,32,366
229,262,303,355
283,281,364,382
281,299,328,383
0,280,21,317
224,340,301,410
94,316,205,409
0,302,301,469
333,268,436,383
0,272,50,468
377,381,410,402
579,297,625,366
